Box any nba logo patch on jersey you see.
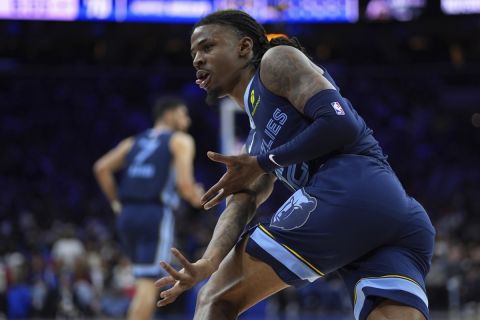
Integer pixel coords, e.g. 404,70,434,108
331,101,345,115
270,188,317,231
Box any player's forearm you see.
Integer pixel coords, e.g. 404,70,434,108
201,174,275,272
257,90,361,172
94,169,119,203
202,192,257,271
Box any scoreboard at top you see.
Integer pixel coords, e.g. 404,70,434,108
0,0,359,23
1,0,478,23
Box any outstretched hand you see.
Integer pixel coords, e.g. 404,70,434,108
156,248,215,307
201,151,265,209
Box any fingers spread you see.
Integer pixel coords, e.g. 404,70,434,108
157,292,178,307
157,282,187,307
160,261,185,281
204,188,225,210
201,180,225,203
171,248,194,273
156,250,199,309
155,276,176,288
207,151,234,164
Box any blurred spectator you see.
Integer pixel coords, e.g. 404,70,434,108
51,224,85,272
6,253,32,319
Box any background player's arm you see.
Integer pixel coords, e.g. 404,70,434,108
170,132,203,208
156,172,276,307
93,137,134,213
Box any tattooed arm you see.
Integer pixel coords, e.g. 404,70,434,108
201,173,276,270
156,173,276,307
253,46,361,172
259,45,335,113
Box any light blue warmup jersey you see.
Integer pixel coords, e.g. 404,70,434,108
243,66,435,320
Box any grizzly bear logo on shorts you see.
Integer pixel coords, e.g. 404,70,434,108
270,188,317,231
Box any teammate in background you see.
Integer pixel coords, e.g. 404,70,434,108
155,10,435,320
93,97,203,320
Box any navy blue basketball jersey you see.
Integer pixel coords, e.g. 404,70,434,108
244,66,386,191
243,63,435,320
118,129,179,208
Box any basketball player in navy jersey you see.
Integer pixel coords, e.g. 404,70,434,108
94,97,203,320
155,10,435,320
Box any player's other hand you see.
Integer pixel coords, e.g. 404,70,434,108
156,248,215,307
201,151,265,209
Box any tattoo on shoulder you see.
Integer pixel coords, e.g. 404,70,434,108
261,49,298,98
261,47,330,114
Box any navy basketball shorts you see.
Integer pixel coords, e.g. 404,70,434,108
116,203,175,279
245,154,435,320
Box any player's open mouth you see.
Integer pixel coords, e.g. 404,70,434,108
196,70,211,90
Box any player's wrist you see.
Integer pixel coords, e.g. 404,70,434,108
257,153,281,173
197,257,219,277
111,200,122,214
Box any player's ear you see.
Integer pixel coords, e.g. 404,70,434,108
238,36,253,57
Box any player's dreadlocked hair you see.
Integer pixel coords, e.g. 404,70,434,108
194,10,309,69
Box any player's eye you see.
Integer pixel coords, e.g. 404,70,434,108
204,44,213,53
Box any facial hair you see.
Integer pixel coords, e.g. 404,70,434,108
204,61,251,106
205,87,221,106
